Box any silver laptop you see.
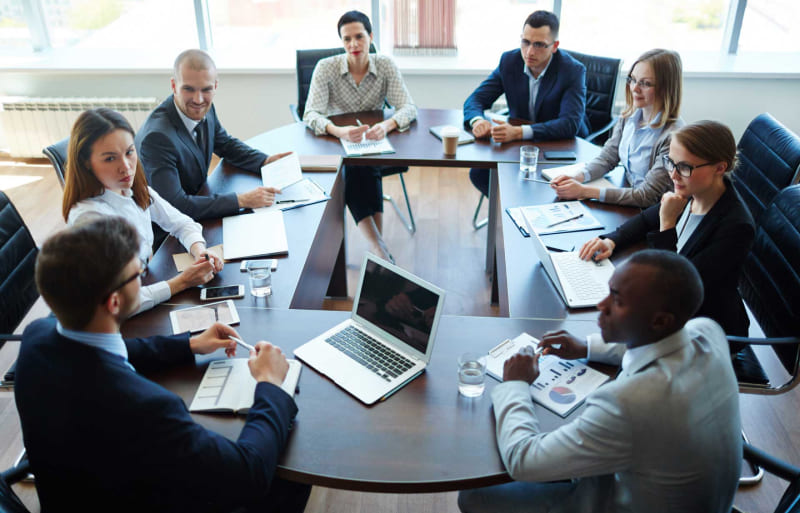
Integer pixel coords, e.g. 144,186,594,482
294,254,446,405
523,215,615,308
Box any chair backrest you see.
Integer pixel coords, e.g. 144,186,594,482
295,44,378,120
566,49,622,145
43,137,69,189
0,191,39,335
735,113,800,223
739,184,800,374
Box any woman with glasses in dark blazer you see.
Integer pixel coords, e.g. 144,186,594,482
579,120,755,337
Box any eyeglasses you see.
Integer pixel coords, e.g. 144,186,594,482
626,76,655,89
102,258,148,303
520,39,555,50
662,155,716,178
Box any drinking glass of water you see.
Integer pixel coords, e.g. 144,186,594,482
248,265,272,297
458,352,487,397
519,145,540,180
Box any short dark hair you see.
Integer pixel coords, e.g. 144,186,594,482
523,10,559,39
36,217,140,329
627,250,704,325
337,10,372,37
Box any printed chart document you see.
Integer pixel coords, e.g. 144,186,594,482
190,359,302,414
486,333,610,417
261,152,303,190
518,201,603,235
340,136,395,156
222,210,288,260
256,178,329,213
169,300,240,334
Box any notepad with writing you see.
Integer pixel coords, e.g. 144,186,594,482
340,136,395,156
486,333,610,417
190,359,302,414
222,209,288,260
520,201,603,235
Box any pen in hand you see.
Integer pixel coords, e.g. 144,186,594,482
276,198,310,204
229,335,255,352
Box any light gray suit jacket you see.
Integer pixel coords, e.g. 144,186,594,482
583,115,683,207
491,318,741,513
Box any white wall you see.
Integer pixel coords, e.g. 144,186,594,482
1,69,798,150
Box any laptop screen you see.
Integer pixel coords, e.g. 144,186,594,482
355,259,442,354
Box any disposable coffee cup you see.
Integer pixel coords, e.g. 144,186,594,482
441,126,460,156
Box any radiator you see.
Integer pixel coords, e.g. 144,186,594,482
0,96,160,158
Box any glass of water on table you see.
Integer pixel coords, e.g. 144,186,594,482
458,352,487,397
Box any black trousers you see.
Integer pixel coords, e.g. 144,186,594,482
469,168,490,197
344,165,383,223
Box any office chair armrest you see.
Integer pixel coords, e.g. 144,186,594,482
728,335,800,346
0,458,30,485
586,117,619,144
289,105,301,123
744,443,800,482
0,335,23,342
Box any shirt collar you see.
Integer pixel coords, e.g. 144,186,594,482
56,321,135,371
620,326,691,377
173,98,203,136
632,108,662,130
523,53,553,82
338,53,377,78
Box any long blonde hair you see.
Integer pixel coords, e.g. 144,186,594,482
62,108,150,221
621,49,682,129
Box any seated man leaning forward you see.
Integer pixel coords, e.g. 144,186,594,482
458,250,741,513
463,10,590,197
136,48,291,220
14,216,310,513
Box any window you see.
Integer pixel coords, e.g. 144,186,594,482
738,0,800,53
40,0,196,52
0,1,33,53
207,0,371,54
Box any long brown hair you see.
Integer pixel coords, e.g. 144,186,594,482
621,49,682,129
62,108,150,221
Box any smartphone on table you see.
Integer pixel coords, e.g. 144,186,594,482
200,285,245,301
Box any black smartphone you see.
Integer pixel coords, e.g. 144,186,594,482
543,151,577,161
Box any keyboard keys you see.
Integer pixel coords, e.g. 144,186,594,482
325,326,414,381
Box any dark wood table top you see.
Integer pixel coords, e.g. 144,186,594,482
247,108,601,169
493,163,642,318
122,308,608,493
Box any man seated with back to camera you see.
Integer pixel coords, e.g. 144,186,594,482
14,215,310,513
458,250,741,513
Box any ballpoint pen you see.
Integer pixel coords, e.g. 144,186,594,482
546,213,583,228
229,335,255,352
355,119,363,127
276,198,310,204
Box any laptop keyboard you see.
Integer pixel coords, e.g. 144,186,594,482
325,326,414,382
551,252,609,301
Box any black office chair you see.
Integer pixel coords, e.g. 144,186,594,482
0,456,31,513
734,113,800,224
728,184,800,484
567,49,623,145
42,138,69,189
733,443,800,513
472,50,622,230
292,46,416,233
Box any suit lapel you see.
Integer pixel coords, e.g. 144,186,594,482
534,52,559,118
166,97,207,172
679,183,733,258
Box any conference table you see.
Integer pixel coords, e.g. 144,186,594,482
124,108,638,492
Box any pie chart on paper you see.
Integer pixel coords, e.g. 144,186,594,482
549,386,576,404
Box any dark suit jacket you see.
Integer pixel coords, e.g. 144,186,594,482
136,96,268,220
15,318,297,513
603,177,755,335
463,49,590,141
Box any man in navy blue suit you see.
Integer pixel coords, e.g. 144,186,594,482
137,49,291,220
15,216,310,513
463,10,590,196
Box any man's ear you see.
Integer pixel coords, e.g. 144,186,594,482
650,311,675,335
170,77,177,94
104,291,122,316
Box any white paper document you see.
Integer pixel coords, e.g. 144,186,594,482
260,152,303,190
190,358,302,414
340,136,395,156
520,201,603,235
222,209,288,260
487,333,610,417
542,162,615,189
255,178,329,213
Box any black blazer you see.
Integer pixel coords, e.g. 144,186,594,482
136,96,268,220
15,318,297,513
463,49,590,140
603,177,755,335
